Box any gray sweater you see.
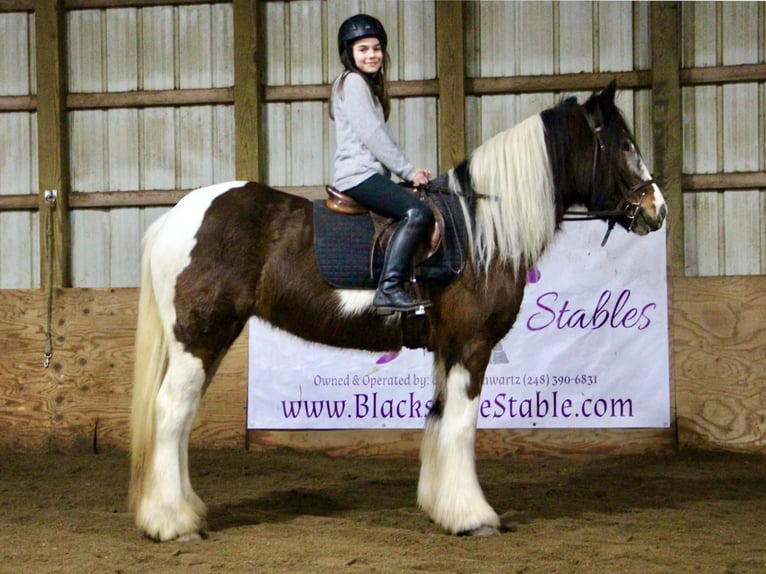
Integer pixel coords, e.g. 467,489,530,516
331,72,417,191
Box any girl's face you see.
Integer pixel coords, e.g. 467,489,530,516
352,37,383,74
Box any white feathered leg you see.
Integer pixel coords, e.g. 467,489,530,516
418,362,500,535
134,344,207,541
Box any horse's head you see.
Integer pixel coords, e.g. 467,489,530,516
578,81,667,239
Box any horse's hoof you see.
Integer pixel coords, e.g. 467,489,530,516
175,531,203,542
457,525,500,537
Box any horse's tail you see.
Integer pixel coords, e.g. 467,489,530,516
129,214,169,512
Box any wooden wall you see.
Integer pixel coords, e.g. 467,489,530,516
1,275,763,456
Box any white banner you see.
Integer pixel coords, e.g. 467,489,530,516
248,221,670,429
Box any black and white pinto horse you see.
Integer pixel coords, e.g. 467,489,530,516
130,82,667,541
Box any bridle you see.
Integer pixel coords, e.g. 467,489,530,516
563,107,657,246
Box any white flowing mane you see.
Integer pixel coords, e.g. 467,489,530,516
452,114,556,276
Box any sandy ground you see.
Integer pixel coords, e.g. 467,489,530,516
0,448,764,574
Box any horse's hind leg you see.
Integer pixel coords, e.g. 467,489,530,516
418,353,500,536
135,343,207,541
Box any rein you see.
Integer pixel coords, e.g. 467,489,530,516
562,107,656,246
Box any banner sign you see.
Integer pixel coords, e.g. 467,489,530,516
248,221,670,430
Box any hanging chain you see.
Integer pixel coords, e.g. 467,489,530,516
43,189,57,368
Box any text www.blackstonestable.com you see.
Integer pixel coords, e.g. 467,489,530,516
280,390,634,422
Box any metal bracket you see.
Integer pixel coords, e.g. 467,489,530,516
44,189,58,206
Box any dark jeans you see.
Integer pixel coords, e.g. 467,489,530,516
344,173,433,225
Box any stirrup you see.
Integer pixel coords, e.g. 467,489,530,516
373,299,431,316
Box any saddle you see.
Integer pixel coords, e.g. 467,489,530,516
313,177,468,289
325,185,444,264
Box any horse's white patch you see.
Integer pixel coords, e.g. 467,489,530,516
651,183,666,213
335,289,375,316
418,363,500,534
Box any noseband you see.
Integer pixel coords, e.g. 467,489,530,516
563,107,657,246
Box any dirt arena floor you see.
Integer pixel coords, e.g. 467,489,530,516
1,447,764,574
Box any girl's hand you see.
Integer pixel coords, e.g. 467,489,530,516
411,168,431,187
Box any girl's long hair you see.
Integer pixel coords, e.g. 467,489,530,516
329,45,391,120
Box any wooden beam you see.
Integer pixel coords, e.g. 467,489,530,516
0,95,36,111
68,190,191,208
64,0,228,8
0,0,33,12
681,63,766,86
263,79,438,103
36,0,70,288
233,0,262,181
467,70,653,95
436,1,466,172
0,195,37,210
683,171,766,191
651,2,683,279
67,88,233,110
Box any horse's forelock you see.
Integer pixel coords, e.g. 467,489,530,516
464,115,556,275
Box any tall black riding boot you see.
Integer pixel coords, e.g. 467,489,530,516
373,208,432,315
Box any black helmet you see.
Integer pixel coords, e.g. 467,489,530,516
337,14,387,56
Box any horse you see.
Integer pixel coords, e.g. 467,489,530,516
130,81,667,541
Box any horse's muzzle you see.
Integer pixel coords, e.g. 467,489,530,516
633,184,667,235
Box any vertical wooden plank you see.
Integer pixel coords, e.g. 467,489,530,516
287,1,324,187
558,2,593,74
517,0,553,122
681,2,719,277
721,2,760,276
67,9,103,92
211,3,233,88
105,8,140,287
723,192,760,275
108,107,140,286
213,105,235,182
0,6,34,294
141,108,176,189
233,0,262,181
652,2,682,440
288,102,324,185
690,192,721,276
0,112,35,288
265,102,288,185
105,8,137,92
178,4,212,89
599,1,632,71
651,2,683,277
69,106,108,287
68,9,110,287
178,106,214,188
633,2,651,71
262,2,286,185
0,12,30,95
480,1,516,77
35,0,70,288
140,6,174,90
518,1,553,75
436,1,465,172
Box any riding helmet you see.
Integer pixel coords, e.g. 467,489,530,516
337,14,387,55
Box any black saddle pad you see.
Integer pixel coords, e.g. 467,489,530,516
313,191,469,289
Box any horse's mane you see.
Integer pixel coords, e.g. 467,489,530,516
450,114,556,276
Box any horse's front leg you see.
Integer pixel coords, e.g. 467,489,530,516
417,350,500,536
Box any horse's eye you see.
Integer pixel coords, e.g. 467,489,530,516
621,139,634,153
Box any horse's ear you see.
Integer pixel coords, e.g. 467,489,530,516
600,80,617,107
